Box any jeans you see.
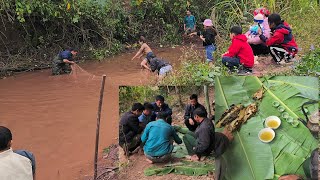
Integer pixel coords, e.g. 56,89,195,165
205,45,216,62
145,152,172,163
222,56,240,70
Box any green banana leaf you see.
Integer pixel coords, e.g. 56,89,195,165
144,166,175,176
215,76,318,180
144,161,215,176
172,145,189,158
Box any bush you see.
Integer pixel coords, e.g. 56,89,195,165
161,46,222,86
293,48,320,76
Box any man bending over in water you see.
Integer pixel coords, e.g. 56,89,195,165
52,48,78,75
147,54,172,81
131,36,155,70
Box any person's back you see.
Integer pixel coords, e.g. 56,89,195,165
228,34,254,68
119,111,140,145
0,126,33,180
148,57,170,72
194,117,215,156
142,119,182,157
0,148,33,180
200,28,217,47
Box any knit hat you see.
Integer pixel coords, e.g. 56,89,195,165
203,19,213,27
253,8,270,16
254,13,264,24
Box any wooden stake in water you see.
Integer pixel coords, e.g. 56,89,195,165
94,75,106,180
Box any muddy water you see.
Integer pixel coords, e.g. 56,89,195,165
0,47,182,180
83,47,183,85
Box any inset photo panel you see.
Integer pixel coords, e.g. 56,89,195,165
214,76,319,180
118,86,226,179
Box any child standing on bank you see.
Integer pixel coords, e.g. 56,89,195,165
190,19,217,66
222,26,254,75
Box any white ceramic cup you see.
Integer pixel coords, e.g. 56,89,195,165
258,128,275,143
265,116,281,129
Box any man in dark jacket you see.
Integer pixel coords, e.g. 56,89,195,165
184,94,207,131
119,103,145,155
183,108,233,161
151,95,173,125
146,54,172,79
52,49,78,75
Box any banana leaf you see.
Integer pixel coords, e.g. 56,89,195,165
144,166,174,176
144,161,214,176
172,145,189,158
215,76,318,180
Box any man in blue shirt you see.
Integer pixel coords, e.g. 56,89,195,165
52,49,78,75
141,112,182,164
184,10,196,35
138,102,156,128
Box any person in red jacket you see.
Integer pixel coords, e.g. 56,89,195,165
222,26,254,74
258,13,298,64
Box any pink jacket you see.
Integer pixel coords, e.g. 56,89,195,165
245,17,270,45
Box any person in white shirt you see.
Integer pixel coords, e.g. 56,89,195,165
0,126,34,180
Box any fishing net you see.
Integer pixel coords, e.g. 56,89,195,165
70,63,97,80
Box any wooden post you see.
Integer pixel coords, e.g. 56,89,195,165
94,75,107,180
204,85,212,117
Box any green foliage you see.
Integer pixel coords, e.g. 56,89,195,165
129,0,215,44
103,147,110,154
161,46,222,86
293,48,320,76
91,42,123,61
1,0,129,54
119,86,163,113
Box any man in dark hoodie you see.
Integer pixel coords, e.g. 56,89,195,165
258,13,298,64
222,26,254,75
183,108,233,161
119,103,145,155
146,54,172,80
151,95,173,125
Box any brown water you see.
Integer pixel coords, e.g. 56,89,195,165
0,47,182,180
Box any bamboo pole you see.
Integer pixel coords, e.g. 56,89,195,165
94,75,107,180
